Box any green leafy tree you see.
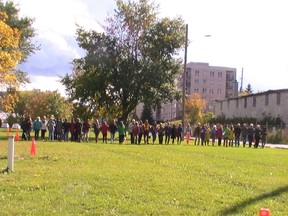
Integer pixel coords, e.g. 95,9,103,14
141,103,154,124
14,90,73,120
245,83,253,94
61,0,186,122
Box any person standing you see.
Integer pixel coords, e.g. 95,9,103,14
164,122,171,144
47,115,56,141
254,125,261,148
241,123,248,147
150,121,158,144
101,121,109,143
133,121,140,145
204,124,210,146
143,119,150,144
158,123,165,144
70,118,76,142
62,118,71,142
216,125,223,146
93,119,101,143
138,121,144,144
56,118,63,141
185,123,192,144
228,125,234,147
210,125,216,146
75,118,83,142
223,125,230,147
82,119,90,142
33,116,42,140
170,124,177,144
234,123,242,147
247,124,255,148
200,124,206,146
128,119,135,144
261,127,267,148
177,123,183,145
26,116,32,141
21,116,30,141
109,119,118,143
194,123,201,145
40,116,48,141
118,121,126,144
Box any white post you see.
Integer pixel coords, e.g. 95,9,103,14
8,136,15,171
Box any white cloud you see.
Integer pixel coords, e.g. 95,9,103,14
20,75,66,96
11,0,288,94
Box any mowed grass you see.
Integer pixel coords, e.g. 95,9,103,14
0,131,287,215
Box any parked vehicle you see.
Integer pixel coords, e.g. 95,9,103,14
1,122,9,128
12,123,21,129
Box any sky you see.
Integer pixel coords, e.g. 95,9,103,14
10,0,288,95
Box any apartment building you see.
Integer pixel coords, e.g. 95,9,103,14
177,62,238,112
135,62,238,122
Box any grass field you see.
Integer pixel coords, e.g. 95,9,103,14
0,130,287,215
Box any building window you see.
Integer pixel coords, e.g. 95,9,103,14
244,98,247,108
194,88,199,93
253,96,256,107
265,94,269,106
218,72,222,77
277,92,281,105
217,89,222,94
195,70,199,76
195,79,199,84
202,88,207,93
203,79,207,84
210,71,214,77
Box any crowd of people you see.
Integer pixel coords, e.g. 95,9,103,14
193,122,268,148
17,115,268,148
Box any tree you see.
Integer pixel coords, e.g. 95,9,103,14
61,0,186,122
141,103,154,124
13,90,73,121
245,83,253,94
0,11,21,112
0,1,38,112
238,83,253,96
0,1,38,64
185,93,206,125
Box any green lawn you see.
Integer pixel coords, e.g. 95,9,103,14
0,131,287,215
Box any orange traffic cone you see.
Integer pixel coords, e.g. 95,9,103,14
15,129,20,141
30,138,37,156
259,208,270,216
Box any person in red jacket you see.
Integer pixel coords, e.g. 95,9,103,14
101,121,109,143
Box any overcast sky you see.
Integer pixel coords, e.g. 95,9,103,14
12,0,288,94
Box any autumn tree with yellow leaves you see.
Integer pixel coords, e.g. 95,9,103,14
185,93,207,125
0,1,37,113
0,11,21,112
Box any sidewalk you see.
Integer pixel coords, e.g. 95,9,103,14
265,143,288,149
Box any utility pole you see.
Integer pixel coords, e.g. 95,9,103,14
182,24,188,138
